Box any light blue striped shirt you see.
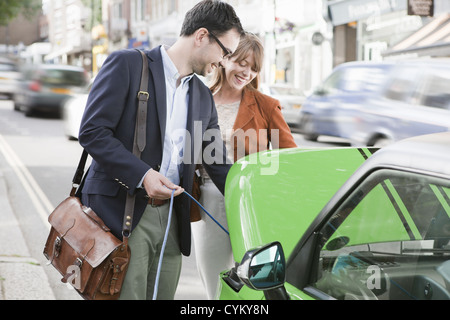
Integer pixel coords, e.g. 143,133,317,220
158,45,193,185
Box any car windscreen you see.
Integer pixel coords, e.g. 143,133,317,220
310,169,450,300
40,69,87,87
321,65,390,95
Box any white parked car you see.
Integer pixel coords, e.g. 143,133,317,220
62,80,92,140
0,57,20,100
259,84,305,127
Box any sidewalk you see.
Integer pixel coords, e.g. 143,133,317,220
0,171,55,300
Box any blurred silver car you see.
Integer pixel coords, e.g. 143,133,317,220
348,59,450,146
0,57,20,99
14,64,88,117
300,59,450,146
300,61,393,142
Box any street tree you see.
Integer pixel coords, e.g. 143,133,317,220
0,0,41,26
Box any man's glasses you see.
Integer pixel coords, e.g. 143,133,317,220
207,29,232,59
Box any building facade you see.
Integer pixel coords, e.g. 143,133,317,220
8,0,450,92
0,9,44,59
326,0,450,64
43,0,93,70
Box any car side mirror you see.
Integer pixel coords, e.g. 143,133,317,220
236,242,286,291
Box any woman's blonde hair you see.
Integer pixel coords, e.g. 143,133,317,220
209,31,264,94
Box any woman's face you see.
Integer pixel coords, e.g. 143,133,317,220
223,51,258,91
191,28,241,77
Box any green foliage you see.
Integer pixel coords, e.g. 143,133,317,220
80,0,103,30
0,0,41,26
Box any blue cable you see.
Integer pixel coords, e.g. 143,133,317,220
152,189,229,300
183,190,229,235
152,189,175,300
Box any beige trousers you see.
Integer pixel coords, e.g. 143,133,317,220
119,202,181,300
191,178,234,299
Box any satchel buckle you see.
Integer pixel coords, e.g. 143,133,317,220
75,258,83,268
54,237,62,258
137,91,149,101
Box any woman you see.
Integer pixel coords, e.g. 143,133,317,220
191,32,297,299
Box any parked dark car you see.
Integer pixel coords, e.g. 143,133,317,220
300,59,450,146
14,64,88,117
299,61,393,142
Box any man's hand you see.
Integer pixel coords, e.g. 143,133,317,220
142,169,184,199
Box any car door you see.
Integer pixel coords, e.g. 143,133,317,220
287,168,450,300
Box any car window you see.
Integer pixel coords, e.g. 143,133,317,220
21,68,34,80
321,69,342,94
322,66,387,95
310,169,450,300
415,67,450,110
341,67,387,93
40,69,87,87
383,66,420,103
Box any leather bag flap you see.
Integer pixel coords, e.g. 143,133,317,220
48,197,122,267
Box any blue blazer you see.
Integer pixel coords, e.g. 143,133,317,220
78,47,230,256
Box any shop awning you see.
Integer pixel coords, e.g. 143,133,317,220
383,13,450,58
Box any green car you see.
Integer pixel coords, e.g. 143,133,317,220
218,132,450,300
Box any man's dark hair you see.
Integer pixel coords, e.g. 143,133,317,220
180,0,244,37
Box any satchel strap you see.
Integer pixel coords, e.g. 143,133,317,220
70,150,88,197
136,49,149,154
72,49,149,240
122,49,149,239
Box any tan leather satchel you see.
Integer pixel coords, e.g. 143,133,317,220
44,194,130,299
43,50,149,300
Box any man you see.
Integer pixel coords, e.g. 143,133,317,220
78,0,243,300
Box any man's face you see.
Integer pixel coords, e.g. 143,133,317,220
192,28,241,77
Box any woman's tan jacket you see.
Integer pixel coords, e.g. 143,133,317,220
190,88,297,221
230,88,297,162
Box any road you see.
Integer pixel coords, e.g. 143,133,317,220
0,98,346,300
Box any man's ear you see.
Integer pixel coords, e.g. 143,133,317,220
194,27,209,46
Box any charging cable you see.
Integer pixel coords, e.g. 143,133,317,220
152,189,229,300
152,189,175,300
183,190,229,235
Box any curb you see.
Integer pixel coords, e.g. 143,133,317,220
0,172,55,300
